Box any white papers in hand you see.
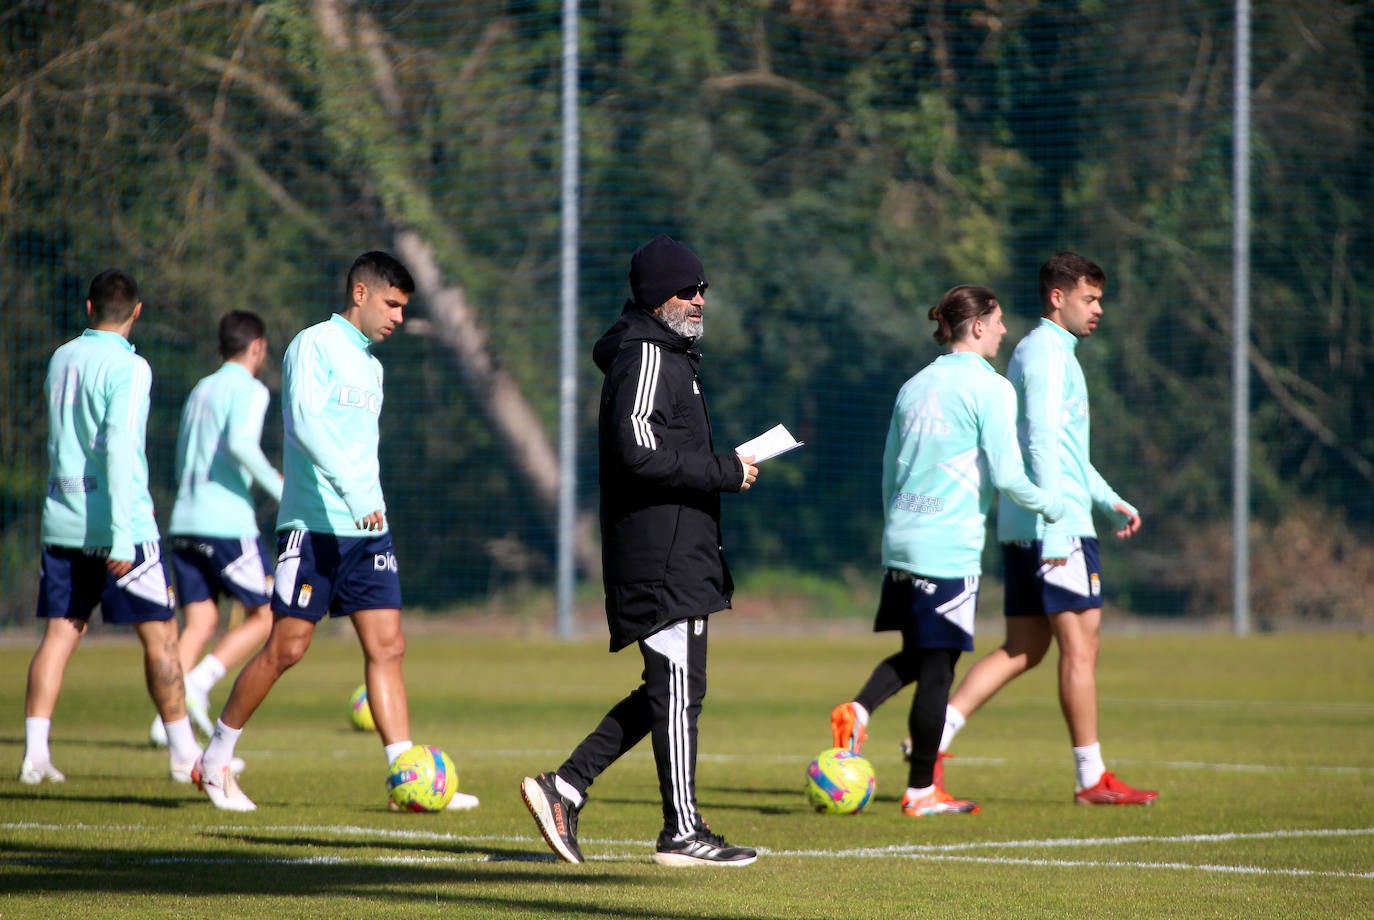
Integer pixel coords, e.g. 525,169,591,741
735,424,804,463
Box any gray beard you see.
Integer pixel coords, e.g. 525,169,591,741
662,315,697,340
661,312,703,341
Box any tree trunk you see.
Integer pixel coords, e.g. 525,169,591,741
312,0,600,580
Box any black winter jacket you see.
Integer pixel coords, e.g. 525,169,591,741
592,304,744,651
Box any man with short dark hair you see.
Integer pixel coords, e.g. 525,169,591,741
939,252,1157,806
21,269,204,785
522,235,759,867
147,311,283,748
195,252,478,813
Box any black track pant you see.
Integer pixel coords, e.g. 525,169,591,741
558,617,708,839
853,631,961,789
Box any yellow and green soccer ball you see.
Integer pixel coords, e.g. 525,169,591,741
806,747,875,815
349,684,375,731
387,744,458,812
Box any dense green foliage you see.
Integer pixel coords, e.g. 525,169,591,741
1,1,1370,620
0,629,1370,918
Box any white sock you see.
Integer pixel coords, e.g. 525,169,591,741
384,740,413,765
203,718,243,771
851,701,870,725
1073,742,1106,789
554,774,584,807
164,717,200,765
905,784,934,801
939,705,966,754
24,717,52,764
187,655,226,697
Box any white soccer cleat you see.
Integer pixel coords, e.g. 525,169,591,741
173,755,244,785
193,757,256,811
385,789,480,812
19,759,67,785
445,791,481,811
149,715,169,748
185,687,215,738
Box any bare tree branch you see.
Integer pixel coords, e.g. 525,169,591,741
312,0,600,578
1104,201,1374,487
175,96,340,245
0,0,235,110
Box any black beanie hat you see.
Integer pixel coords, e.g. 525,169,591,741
628,235,706,309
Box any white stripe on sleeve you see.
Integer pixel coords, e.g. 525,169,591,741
630,342,662,450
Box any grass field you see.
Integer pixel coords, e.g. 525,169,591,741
1,622,1371,919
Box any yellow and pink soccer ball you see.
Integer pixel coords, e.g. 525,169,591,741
387,744,458,812
806,747,875,815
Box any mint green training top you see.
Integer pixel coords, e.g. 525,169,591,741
996,318,1136,558
41,329,159,560
276,314,387,537
168,361,283,539
881,351,1064,579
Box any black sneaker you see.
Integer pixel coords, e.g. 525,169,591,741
652,828,758,867
521,773,584,863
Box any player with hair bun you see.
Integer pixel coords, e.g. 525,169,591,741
830,284,1065,818
939,253,1156,807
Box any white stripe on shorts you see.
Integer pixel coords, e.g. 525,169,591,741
116,541,174,608
273,530,305,605
221,537,269,594
1040,537,1094,597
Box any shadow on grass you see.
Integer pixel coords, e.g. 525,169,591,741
0,789,188,809
210,828,540,861
0,733,167,753
592,787,806,818
0,840,784,920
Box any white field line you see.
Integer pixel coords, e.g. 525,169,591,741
4,851,1372,879
245,748,1374,778
3,822,1372,880
855,854,1374,880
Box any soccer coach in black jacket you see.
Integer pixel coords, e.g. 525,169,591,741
522,235,760,867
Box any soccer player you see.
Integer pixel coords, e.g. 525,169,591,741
194,251,478,813
20,269,205,784
148,311,283,747
521,235,759,866
830,285,1064,818
939,252,1157,806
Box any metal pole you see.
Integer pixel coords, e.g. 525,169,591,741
1232,0,1251,635
555,0,580,639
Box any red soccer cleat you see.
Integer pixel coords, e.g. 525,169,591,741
1074,771,1158,806
933,750,950,788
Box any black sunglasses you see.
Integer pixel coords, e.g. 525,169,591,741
674,281,708,300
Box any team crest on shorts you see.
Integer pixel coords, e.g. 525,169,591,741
298,584,314,607
1090,573,1101,596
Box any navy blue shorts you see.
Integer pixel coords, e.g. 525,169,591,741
169,535,272,608
872,569,979,652
1003,537,1104,616
271,530,402,621
38,542,177,624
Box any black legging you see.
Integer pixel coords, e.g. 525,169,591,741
853,632,961,789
